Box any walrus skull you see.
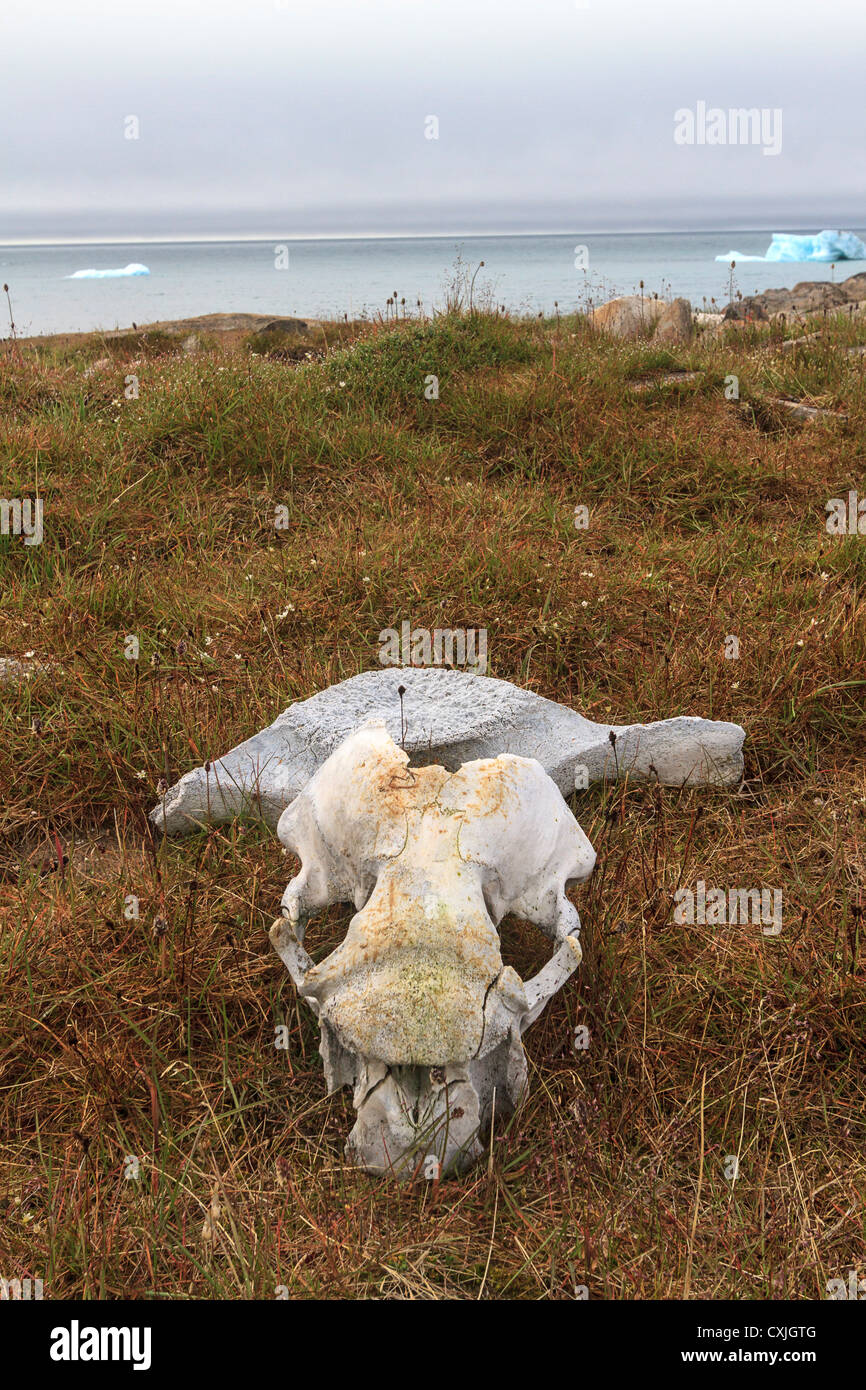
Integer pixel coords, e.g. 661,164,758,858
269,722,596,1178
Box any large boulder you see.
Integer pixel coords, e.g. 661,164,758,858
654,298,693,344
590,295,667,341
840,272,866,302
591,295,692,343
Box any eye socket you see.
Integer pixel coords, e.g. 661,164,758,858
295,902,353,962
496,914,555,978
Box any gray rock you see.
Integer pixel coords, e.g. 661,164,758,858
150,668,746,836
256,318,309,335
654,298,693,344
840,273,866,302
728,270,866,322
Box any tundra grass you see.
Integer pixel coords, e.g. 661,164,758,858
0,309,864,1300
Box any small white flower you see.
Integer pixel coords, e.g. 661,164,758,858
362,576,371,584
580,570,594,578
339,380,347,387
204,636,213,646
820,572,829,582
796,639,804,647
234,653,243,660
580,601,588,608
23,650,35,658
731,681,740,689
135,770,147,780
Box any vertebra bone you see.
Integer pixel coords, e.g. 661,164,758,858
151,667,744,836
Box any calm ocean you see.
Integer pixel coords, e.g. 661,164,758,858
3,230,865,338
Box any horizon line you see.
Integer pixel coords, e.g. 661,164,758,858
1,223,859,249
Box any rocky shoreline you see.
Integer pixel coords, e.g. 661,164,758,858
589,269,866,343
723,270,866,322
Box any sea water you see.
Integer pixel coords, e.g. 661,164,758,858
2,230,865,338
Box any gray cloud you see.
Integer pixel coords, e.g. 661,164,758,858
3,0,864,240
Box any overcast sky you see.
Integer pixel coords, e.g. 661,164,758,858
2,0,864,242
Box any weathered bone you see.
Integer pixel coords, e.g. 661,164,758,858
150,668,745,836
269,723,595,1178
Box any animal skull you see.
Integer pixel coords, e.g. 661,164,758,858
269,722,596,1178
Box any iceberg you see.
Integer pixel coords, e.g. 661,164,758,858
715,250,766,262
716,231,866,263
66,263,150,279
766,231,866,262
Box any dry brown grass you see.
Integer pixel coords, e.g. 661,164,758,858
1,308,864,1298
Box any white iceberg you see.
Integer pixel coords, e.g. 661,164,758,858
715,250,766,262
66,263,150,279
716,231,866,264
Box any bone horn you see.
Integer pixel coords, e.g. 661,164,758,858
269,914,319,1010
